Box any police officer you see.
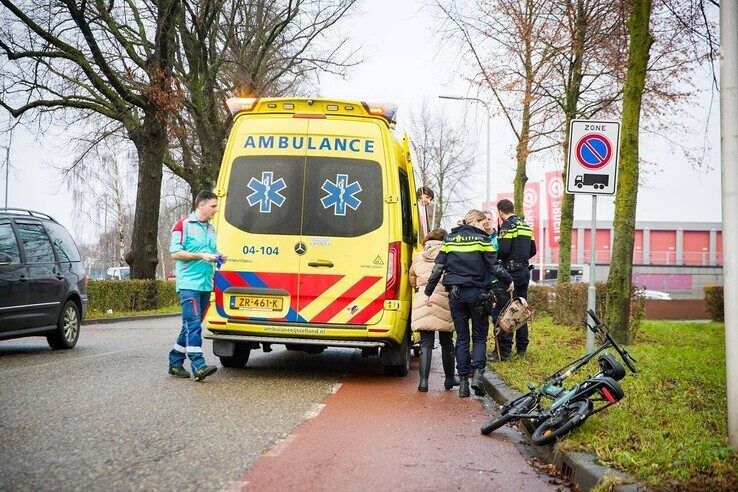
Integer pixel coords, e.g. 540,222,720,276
424,209,513,398
492,199,537,361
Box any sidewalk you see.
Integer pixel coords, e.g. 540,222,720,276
232,348,558,491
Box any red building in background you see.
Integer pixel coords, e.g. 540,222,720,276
535,220,723,299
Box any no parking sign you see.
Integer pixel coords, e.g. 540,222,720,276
566,120,620,195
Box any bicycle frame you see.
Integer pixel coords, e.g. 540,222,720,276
497,310,637,423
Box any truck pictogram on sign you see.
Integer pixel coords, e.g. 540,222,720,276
575,174,609,190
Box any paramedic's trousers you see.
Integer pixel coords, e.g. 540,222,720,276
449,286,489,377
496,269,530,356
168,289,210,372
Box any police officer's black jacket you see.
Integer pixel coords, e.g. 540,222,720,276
497,214,537,269
424,224,512,297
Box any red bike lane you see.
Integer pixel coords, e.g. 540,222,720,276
232,348,558,491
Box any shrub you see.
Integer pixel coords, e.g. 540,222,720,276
551,282,644,338
704,285,724,322
527,285,554,317
88,280,178,313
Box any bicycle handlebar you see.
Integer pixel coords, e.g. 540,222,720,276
587,308,638,373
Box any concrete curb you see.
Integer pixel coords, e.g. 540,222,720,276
482,370,645,491
84,313,180,325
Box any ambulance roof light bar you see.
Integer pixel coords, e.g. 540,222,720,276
226,97,258,114
361,102,398,126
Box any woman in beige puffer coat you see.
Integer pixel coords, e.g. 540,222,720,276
409,228,458,392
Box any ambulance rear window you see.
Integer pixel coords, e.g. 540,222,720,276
224,155,382,237
303,157,382,237
224,155,304,235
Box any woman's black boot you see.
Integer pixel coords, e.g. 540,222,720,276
417,347,431,392
441,349,459,390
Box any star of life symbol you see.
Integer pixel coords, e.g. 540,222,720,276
321,174,362,216
247,171,286,213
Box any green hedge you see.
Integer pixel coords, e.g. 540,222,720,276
704,285,724,322
87,280,178,312
527,285,555,316
545,282,644,337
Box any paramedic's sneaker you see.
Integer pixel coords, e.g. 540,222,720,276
194,365,218,382
168,366,190,378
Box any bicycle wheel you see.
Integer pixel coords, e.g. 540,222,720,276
481,395,536,435
530,399,592,446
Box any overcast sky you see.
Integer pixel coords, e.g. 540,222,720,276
2,0,723,243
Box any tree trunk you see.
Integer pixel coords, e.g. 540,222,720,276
605,1,653,343
557,0,587,284
513,100,531,215
558,171,575,282
125,0,178,280
126,114,167,279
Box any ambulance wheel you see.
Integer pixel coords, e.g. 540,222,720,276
382,332,411,377
219,344,251,368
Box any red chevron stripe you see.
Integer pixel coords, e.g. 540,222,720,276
220,270,249,287
297,273,344,310
310,276,382,324
348,295,386,325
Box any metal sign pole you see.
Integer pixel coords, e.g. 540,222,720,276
586,194,597,352
721,0,738,450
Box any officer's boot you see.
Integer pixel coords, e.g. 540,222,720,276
471,366,486,396
417,346,431,393
441,348,459,390
459,376,470,398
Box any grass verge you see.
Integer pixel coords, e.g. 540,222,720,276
487,316,738,489
86,305,180,320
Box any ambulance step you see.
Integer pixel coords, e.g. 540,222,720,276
204,333,385,349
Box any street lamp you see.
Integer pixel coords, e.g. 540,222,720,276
438,95,492,204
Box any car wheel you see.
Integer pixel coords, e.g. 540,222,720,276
47,300,80,350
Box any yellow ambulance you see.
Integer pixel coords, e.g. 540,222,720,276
204,98,421,375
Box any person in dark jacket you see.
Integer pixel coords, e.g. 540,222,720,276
424,209,513,397
492,199,537,361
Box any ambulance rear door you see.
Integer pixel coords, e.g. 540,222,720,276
217,118,308,323
295,119,390,326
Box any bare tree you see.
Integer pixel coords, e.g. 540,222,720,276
605,0,718,342
408,101,476,229
542,0,626,283
167,0,360,202
66,147,136,268
433,0,561,214
0,0,181,279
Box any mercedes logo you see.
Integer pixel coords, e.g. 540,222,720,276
294,242,307,255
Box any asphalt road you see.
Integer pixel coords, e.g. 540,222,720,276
0,317,354,490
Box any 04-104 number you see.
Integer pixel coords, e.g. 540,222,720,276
242,245,280,255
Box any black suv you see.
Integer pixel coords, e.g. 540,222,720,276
0,208,88,349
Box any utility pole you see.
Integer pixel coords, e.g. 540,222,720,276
721,1,738,450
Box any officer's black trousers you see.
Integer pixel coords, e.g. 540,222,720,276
495,269,530,356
